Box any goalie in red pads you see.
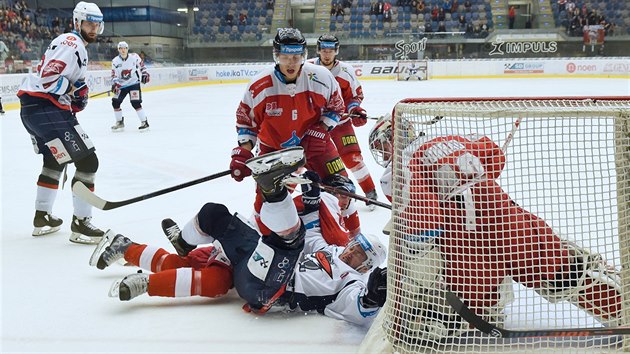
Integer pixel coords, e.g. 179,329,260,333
368,114,622,339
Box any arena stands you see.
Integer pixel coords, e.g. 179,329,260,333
552,0,628,36
328,0,492,38
190,0,274,43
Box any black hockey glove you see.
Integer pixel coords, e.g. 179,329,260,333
361,267,387,308
301,170,321,214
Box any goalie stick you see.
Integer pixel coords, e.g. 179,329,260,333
445,291,630,338
73,170,231,210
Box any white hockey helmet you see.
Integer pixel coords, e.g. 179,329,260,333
73,1,104,34
117,41,129,49
348,233,387,273
369,114,394,167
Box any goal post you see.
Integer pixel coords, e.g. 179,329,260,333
396,60,428,81
359,97,630,353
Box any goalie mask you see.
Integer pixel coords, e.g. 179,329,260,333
369,113,420,167
272,28,307,65
343,233,387,273
73,1,104,36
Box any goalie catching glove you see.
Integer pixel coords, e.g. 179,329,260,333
230,146,254,181
361,266,387,308
71,80,89,112
348,105,368,127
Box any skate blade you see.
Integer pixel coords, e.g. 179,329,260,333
70,232,103,245
32,225,61,236
111,128,125,132
138,128,150,133
108,280,121,298
245,147,304,174
89,229,116,266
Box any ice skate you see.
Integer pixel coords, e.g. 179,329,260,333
70,216,105,245
0,109,5,115
246,147,306,198
138,120,149,132
111,118,125,132
161,218,194,257
32,210,63,236
365,190,378,211
112,272,149,301
94,233,132,270
89,229,117,267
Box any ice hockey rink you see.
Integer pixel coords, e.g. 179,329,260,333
1,76,629,353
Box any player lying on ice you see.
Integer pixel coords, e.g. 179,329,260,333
367,113,622,340
90,147,388,326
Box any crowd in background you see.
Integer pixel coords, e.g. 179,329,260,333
557,0,615,37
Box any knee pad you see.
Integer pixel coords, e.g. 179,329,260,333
197,203,232,236
131,100,143,110
39,154,65,185
74,152,99,173
112,99,122,109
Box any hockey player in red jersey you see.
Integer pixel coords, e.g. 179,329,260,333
17,1,106,244
368,113,622,338
309,34,379,208
92,148,387,326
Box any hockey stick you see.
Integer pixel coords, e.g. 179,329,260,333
445,291,630,338
72,170,231,210
501,117,522,152
89,90,111,98
318,184,392,210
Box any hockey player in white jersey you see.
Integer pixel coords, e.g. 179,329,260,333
110,41,150,132
404,62,424,81
93,148,388,326
17,1,105,244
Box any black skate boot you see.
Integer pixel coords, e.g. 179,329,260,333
70,216,105,244
161,218,195,257
117,272,149,301
32,210,63,236
246,147,306,202
138,120,149,132
111,118,124,131
93,233,132,270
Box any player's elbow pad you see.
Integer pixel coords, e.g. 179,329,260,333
320,111,340,131
48,76,71,95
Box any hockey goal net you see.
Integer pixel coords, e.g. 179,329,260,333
396,60,428,81
360,97,630,353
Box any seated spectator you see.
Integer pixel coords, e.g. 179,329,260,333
480,23,488,37
451,0,458,14
424,21,433,33
266,0,275,10
438,7,445,21
416,0,426,14
239,12,248,25
442,0,452,14
431,4,439,20
458,14,466,28
438,20,447,37
342,0,352,8
383,1,392,18
558,0,566,13
464,0,472,12
225,13,234,26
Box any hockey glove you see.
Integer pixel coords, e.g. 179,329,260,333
71,80,89,113
361,267,387,308
230,146,254,181
111,83,121,94
141,72,150,84
301,170,321,214
349,105,368,127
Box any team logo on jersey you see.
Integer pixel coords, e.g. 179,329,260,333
252,251,269,268
307,72,328,88
280,131,301,148
41,60,66,78
298,251,334,279
121,69,132,80
265,102,282,116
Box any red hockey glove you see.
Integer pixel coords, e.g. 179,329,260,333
111,82,121,95
303,123,331,155
71,80,89,113
141,72,150,84
230,146,254,181
349,106,368,127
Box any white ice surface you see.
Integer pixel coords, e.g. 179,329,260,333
1,77,628,353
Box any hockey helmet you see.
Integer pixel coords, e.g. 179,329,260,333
73,1,104,34
369,114,394,167
317,33,340,54
273,28,307,64
322,173,356,194
117,41,129,49
345,233,387,273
